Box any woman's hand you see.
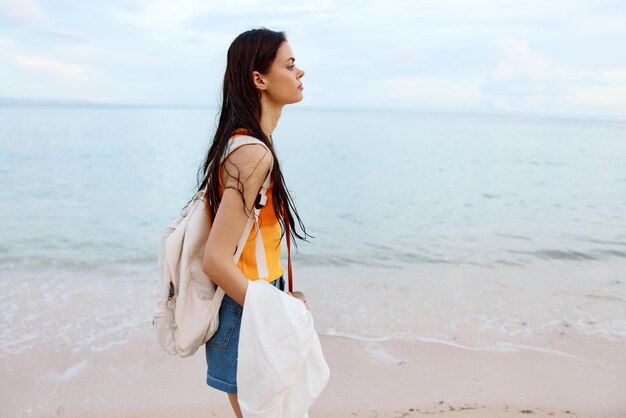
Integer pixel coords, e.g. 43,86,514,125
288,291,308,310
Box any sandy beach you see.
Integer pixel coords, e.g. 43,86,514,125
1,260,625,417
4,331,624,418
3,332,624,417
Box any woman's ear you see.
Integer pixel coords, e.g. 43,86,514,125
252,71,268,91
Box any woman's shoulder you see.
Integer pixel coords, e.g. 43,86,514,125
222,141,272,187
226,142,271,166
226,128,272,165
219,129,271,188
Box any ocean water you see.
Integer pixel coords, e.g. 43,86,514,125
1,106,626,355
1,106,625,273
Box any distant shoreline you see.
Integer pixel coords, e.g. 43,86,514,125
2,98,625,124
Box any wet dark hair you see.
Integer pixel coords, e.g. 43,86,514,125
193,27,310,246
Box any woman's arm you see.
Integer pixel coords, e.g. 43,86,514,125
201,143,272,306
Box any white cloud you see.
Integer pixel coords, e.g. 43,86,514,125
0,0,46,24
491,95,511,110
113,0,220,33
494,40,566,81
106,0,354,53
485,39,626,117
0,0,90,45
348,37,626,117
565,86,626,115
10,54,98,82
112,0,345,32
356,75,484,109
563,69,626,116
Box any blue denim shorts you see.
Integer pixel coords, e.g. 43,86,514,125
205,276,285,394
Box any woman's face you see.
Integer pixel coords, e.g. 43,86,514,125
258,41,305,105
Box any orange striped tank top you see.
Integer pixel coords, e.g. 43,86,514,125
218,128,284,282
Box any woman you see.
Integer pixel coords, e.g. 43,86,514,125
198,28,309,417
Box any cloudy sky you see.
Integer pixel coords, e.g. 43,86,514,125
1,0,625,119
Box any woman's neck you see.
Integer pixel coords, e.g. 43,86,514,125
260,96,283,139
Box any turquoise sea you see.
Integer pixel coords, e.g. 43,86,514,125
1,106,626,274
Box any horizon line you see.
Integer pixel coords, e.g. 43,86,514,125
1,97,625,125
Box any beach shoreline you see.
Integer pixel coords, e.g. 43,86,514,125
3,332,624,418
1,261,625,417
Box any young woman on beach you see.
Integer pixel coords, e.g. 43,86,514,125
197,28,309,417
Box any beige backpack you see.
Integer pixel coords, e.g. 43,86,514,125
152,135,273,357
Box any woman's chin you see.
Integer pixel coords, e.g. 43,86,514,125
286,95,304,105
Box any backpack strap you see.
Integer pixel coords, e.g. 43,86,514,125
283,206,293,294
220,135,274,279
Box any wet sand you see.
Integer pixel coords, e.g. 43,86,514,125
1,262,625,417
2,325,625,417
